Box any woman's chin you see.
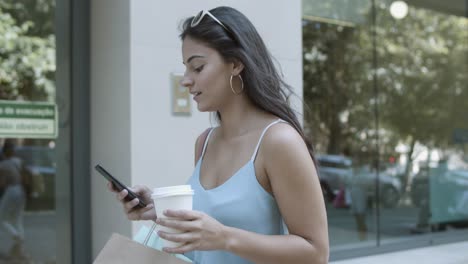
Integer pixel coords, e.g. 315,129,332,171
196,102,218,113
196,104,210,112
197,103,214,112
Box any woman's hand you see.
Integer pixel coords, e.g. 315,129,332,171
107,182,156,221
156,209,228,254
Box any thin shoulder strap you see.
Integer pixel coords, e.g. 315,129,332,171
195,128,211,163
251,119,286,161
200,127,216,159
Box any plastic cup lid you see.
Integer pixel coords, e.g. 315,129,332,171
151,185,194,198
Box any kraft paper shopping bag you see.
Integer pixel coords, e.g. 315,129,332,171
133,224,192,262
93,233,190,264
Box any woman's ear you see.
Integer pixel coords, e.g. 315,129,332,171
230,59,244,76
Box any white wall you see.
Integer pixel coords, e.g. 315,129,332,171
91,0,302,258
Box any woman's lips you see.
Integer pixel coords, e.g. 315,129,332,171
193,92,202,101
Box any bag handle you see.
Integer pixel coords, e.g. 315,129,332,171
143,223,158,246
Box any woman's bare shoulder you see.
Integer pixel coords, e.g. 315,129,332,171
259,121,314,172
262,122,306,151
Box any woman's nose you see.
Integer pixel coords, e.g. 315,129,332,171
180,76,193,88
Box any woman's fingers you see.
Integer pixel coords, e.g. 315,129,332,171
108,183,155,221
140,204,157,220
129,185,152,203
163,209,201,221
107,182,117,192
116,189,128,202
159,231,197,243
123,198,155,220
127,209,142,220
163,240,197,254
158,231,199,254
156,217,200,232
131,185,146,196
123,198,141,213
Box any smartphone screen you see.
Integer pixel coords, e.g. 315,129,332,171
94,164,147,209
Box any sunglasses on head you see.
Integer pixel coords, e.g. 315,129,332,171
191,10,233,35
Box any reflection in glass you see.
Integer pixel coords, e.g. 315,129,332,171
0,140,27,260
303,10,379,248
389,1,408,19
0,0,57,262
303,0,467,252
375,0,468,240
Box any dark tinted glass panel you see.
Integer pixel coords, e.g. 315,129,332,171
303,0,468,252
0,0,58,262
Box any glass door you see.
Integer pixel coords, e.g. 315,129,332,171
0,0,73,262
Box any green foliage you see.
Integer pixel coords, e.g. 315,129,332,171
376,5,468,149
0,0,55,101
0,0,54,37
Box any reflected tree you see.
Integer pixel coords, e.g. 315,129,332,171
303,2,468,190
0,0,55,101
375,4,468,189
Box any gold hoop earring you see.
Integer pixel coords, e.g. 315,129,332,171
230,74,244,95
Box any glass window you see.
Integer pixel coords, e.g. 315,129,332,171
376,0,468,244
0,0,60,262
303,0,468,254
303,10,379,248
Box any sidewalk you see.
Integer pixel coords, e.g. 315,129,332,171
1,211,466,263
331,240,468,264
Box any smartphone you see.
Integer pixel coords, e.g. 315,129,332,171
94,164,147,209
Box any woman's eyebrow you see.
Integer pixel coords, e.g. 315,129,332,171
183,55,205,65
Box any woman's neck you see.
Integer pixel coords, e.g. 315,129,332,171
216,96,272,140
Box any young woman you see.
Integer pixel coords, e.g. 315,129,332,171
109,6,329,264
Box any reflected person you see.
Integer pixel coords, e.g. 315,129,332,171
348,160,373,241
0,140,28,260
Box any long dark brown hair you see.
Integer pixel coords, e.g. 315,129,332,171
180,6,317,164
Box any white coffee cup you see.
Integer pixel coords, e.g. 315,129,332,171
151,185,194,248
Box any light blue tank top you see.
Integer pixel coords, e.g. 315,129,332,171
185,119,287,264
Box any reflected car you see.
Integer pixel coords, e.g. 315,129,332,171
411,164,468,225
354,166,403,208
316,154,402,208
316,155,353,202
